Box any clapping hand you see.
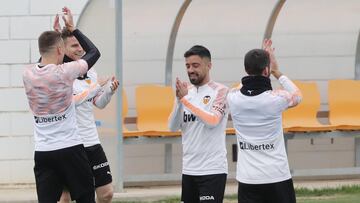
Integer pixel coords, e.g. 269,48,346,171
263,39,282,79
53,14,61,32
62,7,75,32
175,77,188,99
109,76,119,92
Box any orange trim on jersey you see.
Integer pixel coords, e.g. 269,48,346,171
73,83,99,104
180,97,222,126
272,88,302,107
180,85,228,126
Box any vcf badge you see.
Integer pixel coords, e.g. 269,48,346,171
203,95,211,105
85,78,92,85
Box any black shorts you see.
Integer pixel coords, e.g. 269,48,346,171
85,144,112,188
238,178,296,203
181,173,227,203
34,144,95,202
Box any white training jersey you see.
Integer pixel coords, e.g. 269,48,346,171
227,75,302,184
23,60,88,151
169,81,229,176
73,69,114,147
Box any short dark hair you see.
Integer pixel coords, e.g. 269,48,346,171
184,45,211,61
244,49,270,75
61,28,73,40
38,31,62,55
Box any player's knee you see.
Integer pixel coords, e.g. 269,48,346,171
97,187,113,203
58,191,71,203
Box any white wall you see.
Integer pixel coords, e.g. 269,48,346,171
273,0,360,109
79,0,360,115
0,0,88,184
79,0,278,117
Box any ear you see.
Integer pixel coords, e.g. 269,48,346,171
57,46,62,55
207,61,212,70
262,66,270,77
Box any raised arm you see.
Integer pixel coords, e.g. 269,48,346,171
73,83,102,106
176,78,228,128
263,39,302,108
93,76,119,109
62,7,100,70
180,88,228,128
168,99,183,132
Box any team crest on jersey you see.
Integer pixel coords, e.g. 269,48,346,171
203,95,211,104
85,78,91,84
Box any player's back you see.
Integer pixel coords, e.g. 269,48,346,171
23,60,87,116
228,88,292,184
23,60,88,151
228,89,286,141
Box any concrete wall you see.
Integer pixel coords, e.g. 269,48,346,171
0,0,359,184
